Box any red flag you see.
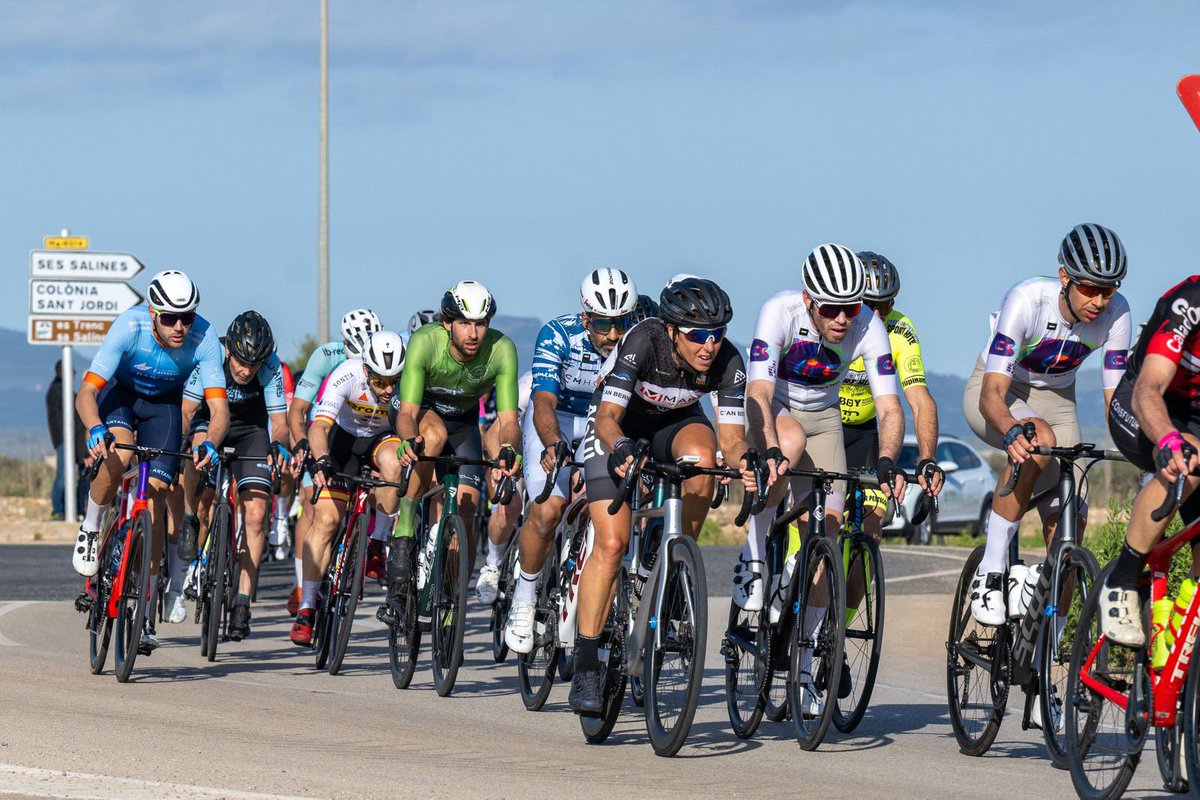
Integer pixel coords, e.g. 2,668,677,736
1180,75,1200,133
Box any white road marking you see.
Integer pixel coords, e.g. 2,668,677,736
885,567,965,585
0,601,40,646
879,546,970,563
0,763,312,800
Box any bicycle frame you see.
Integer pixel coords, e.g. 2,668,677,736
626,470,689,676
327,468,376,601
417,471,458,616
556,494,592,650
106,460,154,618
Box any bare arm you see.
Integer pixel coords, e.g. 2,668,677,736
204,397,230,448
903,384,939,462
531,391,563,450
76,382,101,431
745,379,778,451
287,398,312,447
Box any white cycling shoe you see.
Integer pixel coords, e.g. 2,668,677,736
797,672,822,719
969,570,1006,626
1100,584,1145,647
475,564,501,605
72,527,100,577
164,591,187,624
731,556,765,612
1031,687,1064,734
504,601,535,654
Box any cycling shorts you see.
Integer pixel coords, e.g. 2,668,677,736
318,425,401,503
582,405,711,504
522,408,588,502
437,412,485,492
97,382,183,485
776,402,846,516
206,426,273,493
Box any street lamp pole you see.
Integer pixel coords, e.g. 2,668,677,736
318,0,330,340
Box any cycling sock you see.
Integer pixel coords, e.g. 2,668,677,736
393,497,416,539
486,538,504,569
799,606,825,676
300,580,319,612
743,503,775,563
514,569,539,604
576,634,602,673
1108,542,1149,590
294,557,303,587
166,542,184,593
372,509,395,541
82,496,106,531
978,510,1020,575
235,593,250,606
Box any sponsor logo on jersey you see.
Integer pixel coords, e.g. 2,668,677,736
1047,322,1057,331
905,355,922,375
876,354,897,376
1104,349,1128,370
988,333,1015,357
749,339,771,363
733,369,746,385
1018,339,1094,375
781,340,842,385
622,352,638,367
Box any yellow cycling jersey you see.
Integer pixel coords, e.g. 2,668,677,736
840,309,926,425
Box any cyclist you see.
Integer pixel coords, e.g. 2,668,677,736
390,281,523,592
408,309,439,337
839,252,944,533
74,270,228,651
965,224,1130,626
570,277,755,714
290,331,406,645
269,360,297,562
284,309,383,614
176,311,289,640
632,294,660,323
503,268,638,653
739,245,907,709
1100,275,1200,645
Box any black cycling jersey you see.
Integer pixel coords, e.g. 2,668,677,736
191,358,284,432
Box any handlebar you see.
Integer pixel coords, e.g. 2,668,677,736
1153,474,1190,523
534,448,585,505
997,421,1038,498
605,443,761,527
998,434,1130,498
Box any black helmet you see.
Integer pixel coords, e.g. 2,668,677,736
1058,223,1127,287
857,251,900,302
632,294,660,323
658,278,732,328
226,310,275,364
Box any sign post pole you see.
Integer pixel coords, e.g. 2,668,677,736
62,343,76,522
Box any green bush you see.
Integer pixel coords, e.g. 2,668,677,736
0,455,53,498
1087,497,1189,595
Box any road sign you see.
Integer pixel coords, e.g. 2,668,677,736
44,236,89,250
27,317,113,346
29,250,144,281
1181,75,1200,134
29,279,142,317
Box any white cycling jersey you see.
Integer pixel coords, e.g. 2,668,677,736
517,369,533,421
312,359,393,437
981,276,1131,391
748,289,898,412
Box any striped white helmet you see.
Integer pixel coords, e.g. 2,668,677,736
1059,223,1127,287
362,331,405,377
146,270,200,313
802,244,865,303
340,309,382,356
857,251,901,302
580,268,637,316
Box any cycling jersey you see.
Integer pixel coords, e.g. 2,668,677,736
517,370,533,421
293,340,346,405
981,276,1130,390
748,290,897,413
83,305,225,399
1121,275,1200,409
398,325,519,420
280,362,295,406
597,318,746,425
313,360,392,437
840,309,926,425
531,313,607,417
185,353,287,431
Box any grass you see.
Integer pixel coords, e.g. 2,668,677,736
0,455,53,498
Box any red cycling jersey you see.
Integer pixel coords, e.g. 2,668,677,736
1127,275,1200,408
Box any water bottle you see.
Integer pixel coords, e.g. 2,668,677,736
109,526,126,574
1006,564,1029,619
1170,578,1199,644
417,522,439,591
1152,597,1174,669
769,553,799,625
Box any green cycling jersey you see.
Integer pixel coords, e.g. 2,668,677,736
398,324,520,419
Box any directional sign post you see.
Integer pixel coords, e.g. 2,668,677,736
30,279,142,317
29,250,144,281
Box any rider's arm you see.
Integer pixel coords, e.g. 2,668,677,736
194,325,228,446
530,319,568,447
593,327,651,451
892,316,938,462
745,294,787,452
1131,355,1183,446
1100,296,1132,424
594,401,627,453
309,417,332,459
287,399,312,447
532,391,562,450
392,328,431,441
745,380,778,451
714,344,749,465
979,284,1030,435
490,335,522,454
75,309,139,430
262,356,289,448
309,368,351,460
858,314,903,458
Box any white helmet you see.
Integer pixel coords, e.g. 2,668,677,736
802,244,865,304
440,280,495,321
146,270,200,313
580,268,637,316
340,308,382,356
407,309,439,334
362,331,405,377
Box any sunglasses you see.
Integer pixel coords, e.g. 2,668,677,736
588,314,633,334
677,325,727,345
367,373,399,389
156,311,196,328
810,300,861,320
1071,281,1117,300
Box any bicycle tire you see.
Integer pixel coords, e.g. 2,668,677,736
388,570,422,690
113,511,152,683
202,503,231,663
1157,710,1188,794
834,533,885,734
581,569,629,744
1181,619,1200,795
328,512,369,675
644,535,708,757
517,543,560,711
1065,563,1147,800
1039,546,1099,769
313,575,334,670
724,597,768,739
787,536,846,750
431,514,470,697
946,545,1008,756
492,537,521,663
87,527,119,675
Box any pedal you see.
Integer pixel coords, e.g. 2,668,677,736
375,603,397,626
74,593,93,613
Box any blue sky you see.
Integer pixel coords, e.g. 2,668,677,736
3,1,1199,377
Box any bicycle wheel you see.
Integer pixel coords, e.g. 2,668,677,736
1040,546,1099,769
787,536,846,750
1181,623,1200,795
201,504,231,663
388,569,422,689
329,513,369,676
313,576,334,670
834,533,885,734
518,545,560,711
643,535,708,757
492,537,521,663
113,511,152,683
431,514,470,697
724,597,769,739
87,527,120,675
1157,712,1188,794
581,568,630,744
1065,563,1148,800
946,545,1008,756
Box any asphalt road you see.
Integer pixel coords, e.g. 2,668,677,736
0,544,1172,799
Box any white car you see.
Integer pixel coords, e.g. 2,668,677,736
882,434,996,544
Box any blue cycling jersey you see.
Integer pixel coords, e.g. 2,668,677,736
84,305,225,398
531,313,605,417
293,340,345,405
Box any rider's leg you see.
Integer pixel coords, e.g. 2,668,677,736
977,416,1056,575
294,480,313,587
236,488,270,598
81,427,135,530
666,422,718,537
301,491,348,611
393,410,447,540
371,435,403,530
